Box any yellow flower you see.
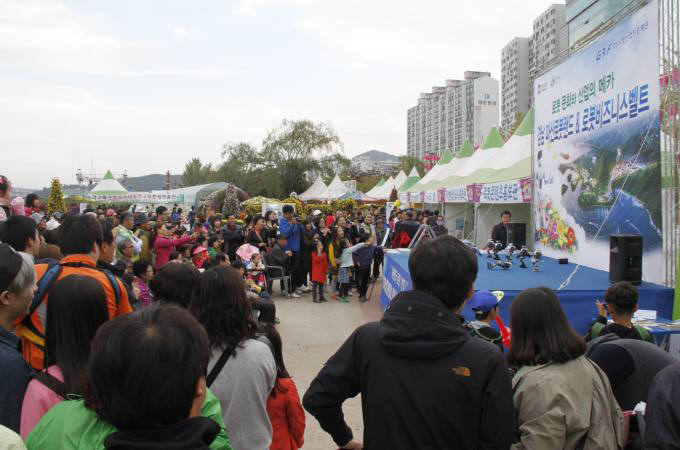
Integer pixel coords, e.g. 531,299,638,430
557,221,565,236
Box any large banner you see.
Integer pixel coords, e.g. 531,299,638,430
478,178,532,204
87,192,184,204
533,0,662,282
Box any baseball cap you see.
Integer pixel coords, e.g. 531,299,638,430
0,243,24,293
30,213,45,224
134,213,149,226
468,290,500,313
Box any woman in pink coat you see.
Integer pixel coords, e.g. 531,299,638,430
153,225,197,269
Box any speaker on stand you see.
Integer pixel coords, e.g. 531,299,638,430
609,234,643,285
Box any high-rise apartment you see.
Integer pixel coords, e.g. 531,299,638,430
407,71,499,160
529,4,568,104
501,37,531,135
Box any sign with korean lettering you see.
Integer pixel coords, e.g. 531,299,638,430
533,0,662,283
478,180,523,204
86,192,185,204
444,186,468,203
424,191,438,204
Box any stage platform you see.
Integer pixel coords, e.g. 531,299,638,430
380,250,675,335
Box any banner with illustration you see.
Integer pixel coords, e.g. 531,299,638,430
533,0,662,282
478,178,532,204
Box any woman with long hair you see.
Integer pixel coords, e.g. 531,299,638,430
189,267,276,450
264,210,278,248
328,226,345,299
261,324,305,450
508,287,624,449
20,275,109,438
248,215,269,253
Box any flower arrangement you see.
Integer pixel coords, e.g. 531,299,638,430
535,199,578,252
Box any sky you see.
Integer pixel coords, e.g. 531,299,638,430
1,0,555,189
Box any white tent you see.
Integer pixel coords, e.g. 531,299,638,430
320,174,351,200
298,176,328,201
371,176,399,200
154,182,229,207
366,175,393,198
392,170,408,189
90,170,127,195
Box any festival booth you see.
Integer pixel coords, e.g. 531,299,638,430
88,170,128,198
155,182,229,209
382,0,677,339
369,171,407,200
298,176,328,201
319,174,351,200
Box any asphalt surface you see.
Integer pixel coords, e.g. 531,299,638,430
274,280,383,449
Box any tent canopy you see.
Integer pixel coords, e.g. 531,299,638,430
155,182,229,206
407,141,475,192
368,176,397,199
298,175,328,201
398,166,422,191
90,170,128,195
392,170,408,189
320,174,351,200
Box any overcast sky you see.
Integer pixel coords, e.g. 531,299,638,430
1,0,554,188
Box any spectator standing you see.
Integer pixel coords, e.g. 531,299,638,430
0,215,41,258
25,306,232,449
15,214,132,371
278,206,305,294
24,194,41,217
268,234,298,298
222,214,244,263
352,234,375,303
20,275,108,438
248,215,269,253
0,175,14,223
303,236,515,449
337,239,367,303
508,287,624,449
190,267,276,450
644,363,680,448
299,219,315,292
113,213,141,261
310,240,328,304
133,213,152,263
0,246,35,433
153,225,196,269
262,324,305,450
132,261,154,309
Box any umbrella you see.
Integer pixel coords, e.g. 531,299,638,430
236,244,260,262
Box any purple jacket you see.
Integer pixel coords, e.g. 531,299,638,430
353,245,375,268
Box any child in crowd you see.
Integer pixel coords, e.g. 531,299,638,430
132,261,154,309
310,240,328,303
464,290,504,352
246,252,267,290
337,238,370,303
353,232,376,303
191,245,209,269
262,324,305,450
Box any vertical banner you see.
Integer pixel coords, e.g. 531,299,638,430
533,0,662,282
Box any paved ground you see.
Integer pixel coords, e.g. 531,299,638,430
273,281,383,449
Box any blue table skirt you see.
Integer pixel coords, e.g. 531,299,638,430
380,251,675,335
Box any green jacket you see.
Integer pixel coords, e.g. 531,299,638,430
25,389,232,449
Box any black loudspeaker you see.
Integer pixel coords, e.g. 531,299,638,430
609,234,643,285
508,223,527,248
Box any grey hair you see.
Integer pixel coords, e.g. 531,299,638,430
8,252,35,294
117,238,133,252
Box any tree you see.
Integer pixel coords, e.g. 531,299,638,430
399,155,424,177
317,153,352,184
506,112,525,139
212,142,283,198
262,119,342,197
47,178,67,214
181,158,213,187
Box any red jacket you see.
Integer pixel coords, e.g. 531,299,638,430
266,378,305,450
311,251,328,283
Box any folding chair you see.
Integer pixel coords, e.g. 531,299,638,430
264,252,291,297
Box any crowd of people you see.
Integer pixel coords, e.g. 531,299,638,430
1,173,679,449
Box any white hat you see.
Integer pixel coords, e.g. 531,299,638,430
312,209,322,216
46,218,60,231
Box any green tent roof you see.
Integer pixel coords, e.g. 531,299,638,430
514,108,534,137
455,140,474,158
103,170,115,180
437,148,455,165
480,127,504,150
375,177,386,187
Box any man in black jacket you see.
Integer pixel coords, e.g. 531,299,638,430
490,210,512,248
303,236,515,449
